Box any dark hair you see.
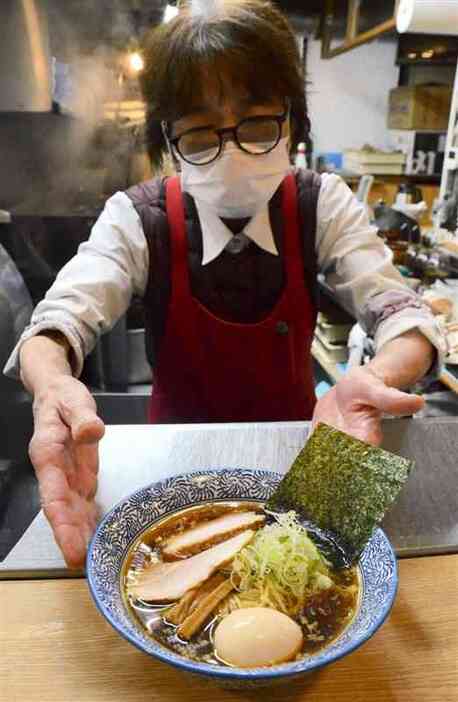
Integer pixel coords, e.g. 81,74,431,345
140,0,309,169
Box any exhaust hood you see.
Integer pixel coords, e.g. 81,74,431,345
0,0,52,112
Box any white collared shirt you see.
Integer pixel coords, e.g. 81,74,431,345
197,201,278,264
4,172,446,378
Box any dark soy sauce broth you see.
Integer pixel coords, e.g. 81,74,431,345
122,500,360,667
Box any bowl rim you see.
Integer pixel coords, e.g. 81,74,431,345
86,467,398,681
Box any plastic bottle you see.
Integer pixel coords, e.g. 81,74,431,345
295,142,307,170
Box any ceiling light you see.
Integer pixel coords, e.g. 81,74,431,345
129,52,144,73
164,4,179,22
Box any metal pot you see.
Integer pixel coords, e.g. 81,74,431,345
373,203,421,244
127,328,152,385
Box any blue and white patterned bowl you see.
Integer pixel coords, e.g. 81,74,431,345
86,468,398,688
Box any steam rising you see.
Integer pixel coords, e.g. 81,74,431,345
0,0,157,211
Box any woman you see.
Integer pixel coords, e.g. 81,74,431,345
5,0,444,567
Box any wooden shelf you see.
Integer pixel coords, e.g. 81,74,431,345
439,366,458,394
337,171,441,186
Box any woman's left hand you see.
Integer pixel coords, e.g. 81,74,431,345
311,366,425,446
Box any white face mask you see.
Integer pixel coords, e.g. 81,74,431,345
178,136,290,218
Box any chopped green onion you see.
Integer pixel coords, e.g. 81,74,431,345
227,512,333,616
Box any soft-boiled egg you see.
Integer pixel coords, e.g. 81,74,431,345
214,607,303,668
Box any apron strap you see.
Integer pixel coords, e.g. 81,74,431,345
165,176,192,302
281,171,305,294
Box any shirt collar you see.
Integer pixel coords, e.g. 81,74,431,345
194,201,279,266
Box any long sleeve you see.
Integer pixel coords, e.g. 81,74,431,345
4,192,149,379
315,173,447,365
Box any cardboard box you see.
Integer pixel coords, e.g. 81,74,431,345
388,85,452,131
388,130,446,175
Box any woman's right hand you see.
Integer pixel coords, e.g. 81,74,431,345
29,376,105,568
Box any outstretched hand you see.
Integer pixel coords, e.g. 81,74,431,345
312,366,425,446
29,377,105,568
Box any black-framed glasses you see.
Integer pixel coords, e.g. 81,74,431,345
165,105,289,166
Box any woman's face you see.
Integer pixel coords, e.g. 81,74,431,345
168,95,290,166
170,96,288,138
170,96,290,144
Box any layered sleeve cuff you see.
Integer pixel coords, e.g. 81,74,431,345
360,289,448,387
375,309,448,387
3,314,89,380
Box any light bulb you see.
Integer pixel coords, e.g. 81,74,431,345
129,52,144,73
164,4,179,22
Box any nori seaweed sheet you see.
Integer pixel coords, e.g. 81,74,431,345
266,423,414,564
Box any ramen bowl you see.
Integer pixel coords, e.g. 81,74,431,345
86,468,398,688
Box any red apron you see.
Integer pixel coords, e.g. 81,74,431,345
149,173,317,423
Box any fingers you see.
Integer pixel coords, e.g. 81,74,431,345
36,458,98,568
55,380,105,445
50,503,98,569
54,524,89,569
67,407,105,445
71,413,105,444
56,381,104,496
73,441,99,499
57,383,105,488
28,378,103,567
366,383,425,417
340,367,425,418
316,374,415,447
30,393,102,498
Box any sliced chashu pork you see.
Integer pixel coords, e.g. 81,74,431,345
130,530,254,602
162,510,265,558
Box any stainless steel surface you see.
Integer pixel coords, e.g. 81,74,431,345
381,418,458,555
126,329,153,385
0,0,52,112
1,417,457,578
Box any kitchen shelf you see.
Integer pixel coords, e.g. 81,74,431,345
439,366,458,394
